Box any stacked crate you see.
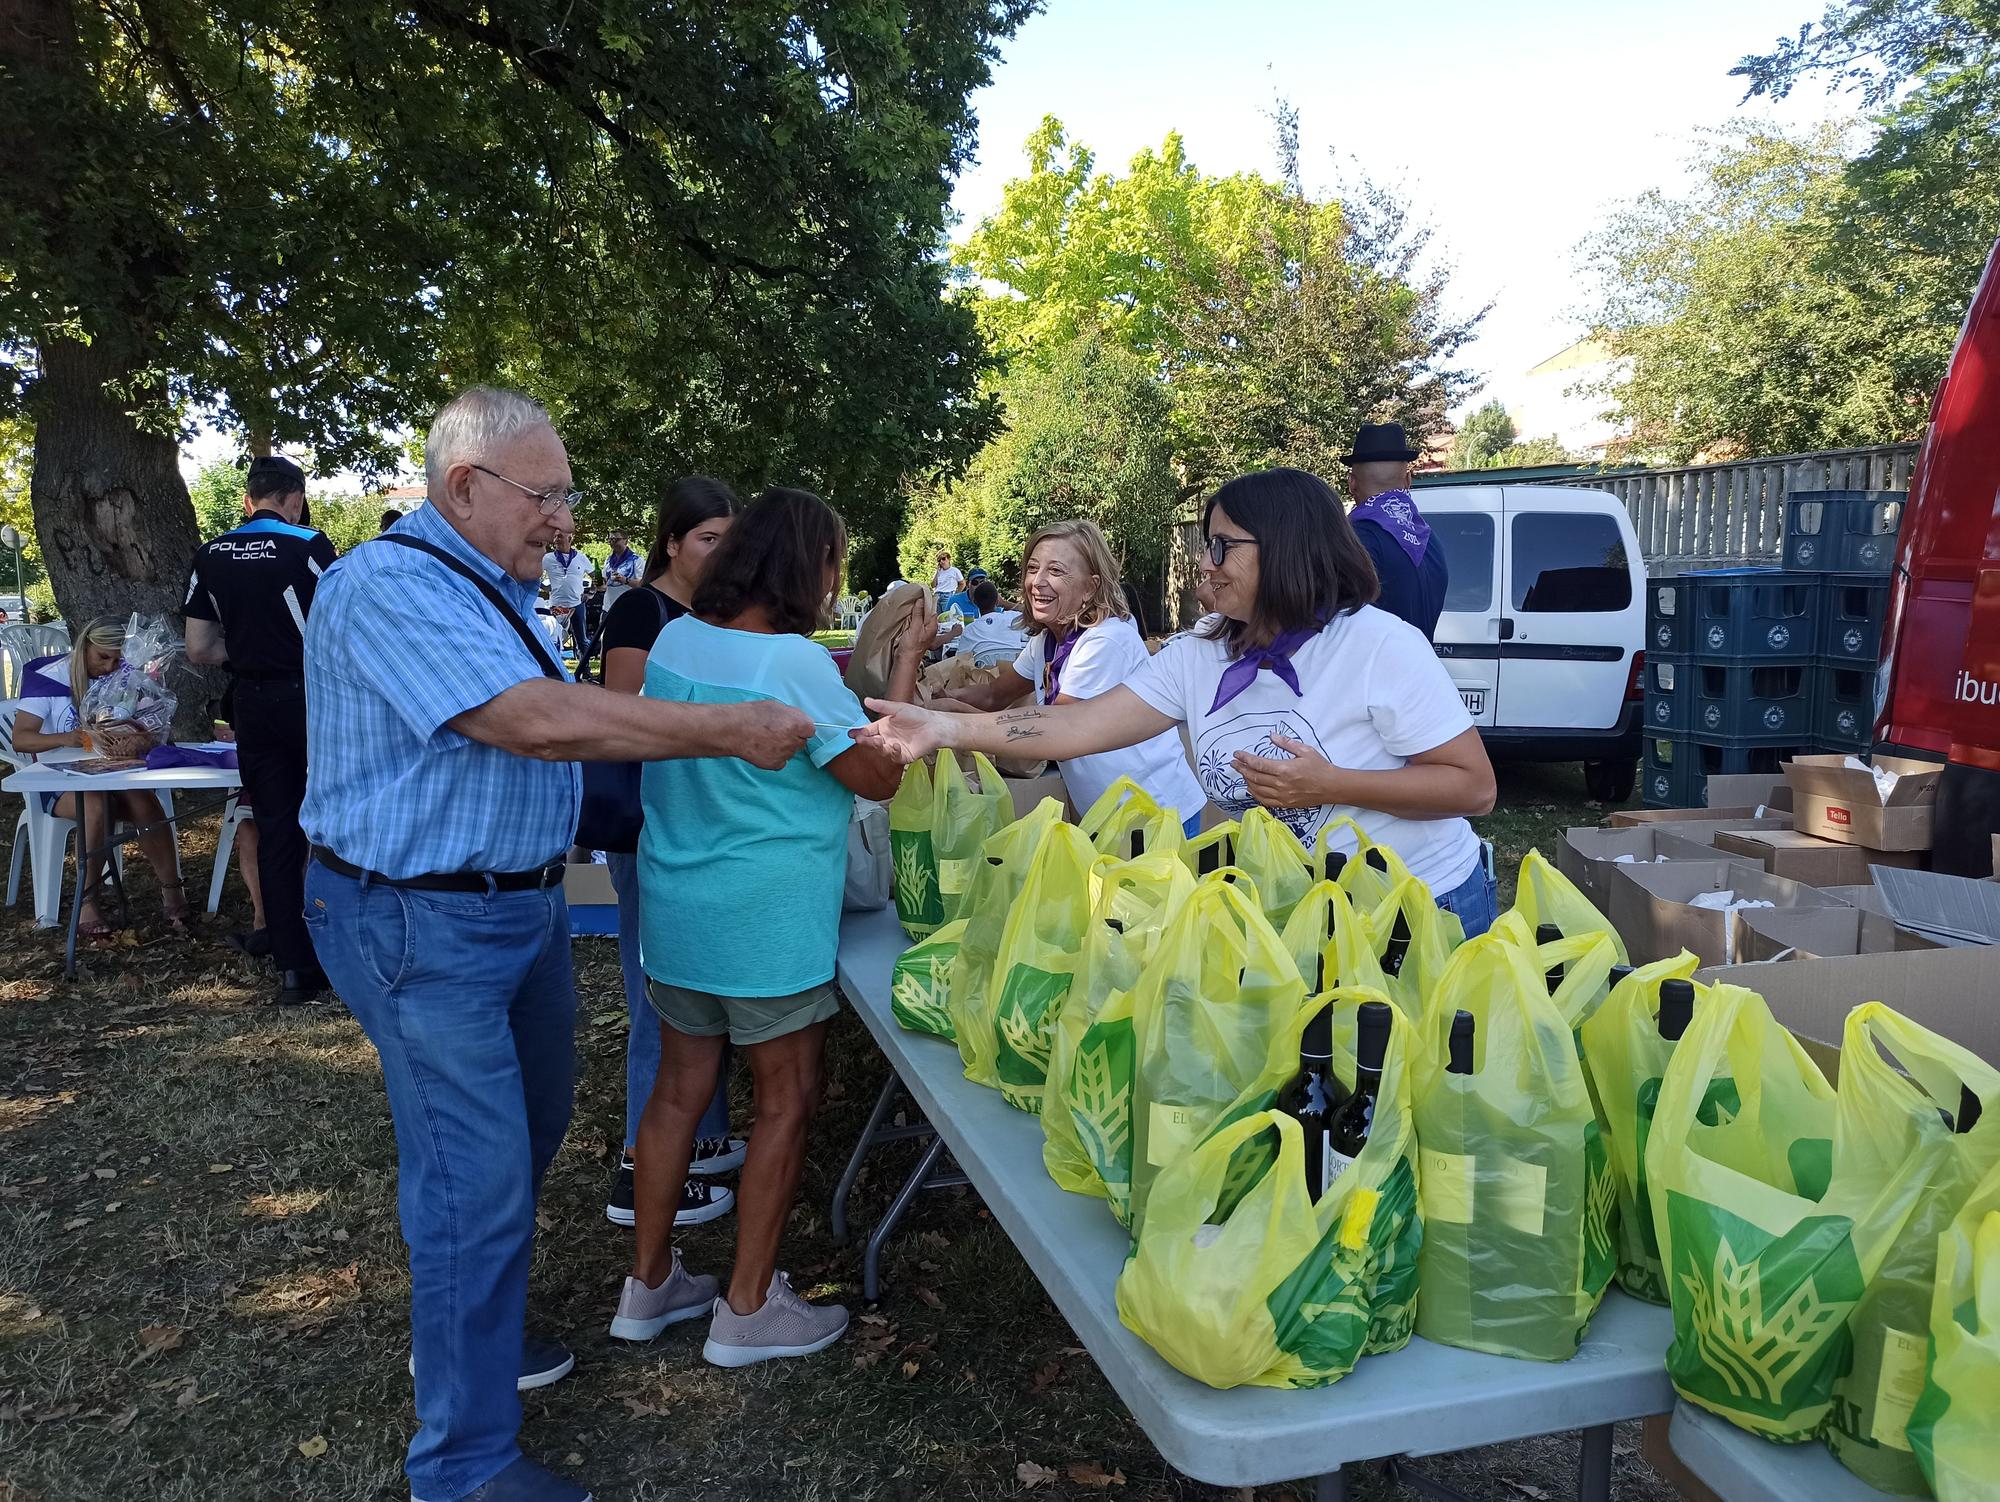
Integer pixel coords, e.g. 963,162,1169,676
1640,490,1902,807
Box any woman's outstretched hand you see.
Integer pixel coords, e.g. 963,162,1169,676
853,699,951,763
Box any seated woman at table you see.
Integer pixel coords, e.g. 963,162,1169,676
856,469,1502,935
935,518,1207,832
609,487,929,1365
11,617,191,938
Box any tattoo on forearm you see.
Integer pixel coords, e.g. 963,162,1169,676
994,706,1048,743
1003,724,1044,741
994,708,1046,724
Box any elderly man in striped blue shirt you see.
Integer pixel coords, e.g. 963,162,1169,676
302,387,811,1502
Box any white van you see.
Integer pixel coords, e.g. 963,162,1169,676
1413,484,1646,802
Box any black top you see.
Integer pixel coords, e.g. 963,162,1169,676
183,509,339,675
1355,522,1449,642
598,582,686,657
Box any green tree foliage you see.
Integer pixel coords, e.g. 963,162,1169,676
1450,401,1518,469
0,1,1032,628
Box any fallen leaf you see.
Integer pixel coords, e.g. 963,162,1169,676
1503,1482,1551,1502
137,1324,185,1354
620,1396,667,1418
63,1217,89,1231
206,1164,233,1175
961,1366,978,1384
1030,1359,1063,1393
913,1286,943,1310
852,1347,884,1370
901,1360,920,1378
91,1168,116,1181
917,1230,950,1251
106,1406,138,1434
1068,1462,1126,1488
297,1435,328,1458
1017,1461,1057,1489
1058,1345,1087,1356
175,1383,199,1411
104,1201,123,1213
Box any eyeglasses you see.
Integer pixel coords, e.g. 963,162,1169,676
471,464,582,518
1206,535,1258,567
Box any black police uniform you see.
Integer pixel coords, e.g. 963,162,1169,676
184,510,338,978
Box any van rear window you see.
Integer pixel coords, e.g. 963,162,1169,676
1429,513,1495,613
1511,512,1632,613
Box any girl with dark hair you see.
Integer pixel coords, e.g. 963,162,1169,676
600,476,745,1233
611,487,931,1367
858,467,1501,931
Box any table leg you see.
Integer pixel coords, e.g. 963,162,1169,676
863,1133,948,1304
833,1072,906,1246
1314,1465,1346,1502
1576,1424,1613,1502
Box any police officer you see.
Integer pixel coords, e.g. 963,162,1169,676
184,456,337,1003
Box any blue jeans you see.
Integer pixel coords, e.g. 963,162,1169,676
1435,859,1499,938
303,862,574,1502
606,851,729,1152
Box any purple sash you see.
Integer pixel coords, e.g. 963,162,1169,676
1043,627,1081,702
1208,622,1324,712
145,745,239,771
1349,489,1432,569
20,654,71,703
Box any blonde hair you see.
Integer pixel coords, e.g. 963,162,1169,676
69,617,128,705
1020,519,1129,638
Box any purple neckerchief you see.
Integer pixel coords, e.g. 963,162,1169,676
1350,489,1432,570
553,549,577,570
1208,620,1327,713
20,654,71,702
1043,627,1082,701
144,745,238,771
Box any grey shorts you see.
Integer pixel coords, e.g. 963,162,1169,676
646,979,841,1046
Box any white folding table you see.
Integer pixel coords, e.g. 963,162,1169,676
1667,1401,1902,1502
834,905,1678,1502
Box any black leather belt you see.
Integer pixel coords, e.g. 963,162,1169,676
310,846,566,893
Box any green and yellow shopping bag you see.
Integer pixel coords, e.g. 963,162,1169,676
1043,854,1195,1197
1908,1159,2000,1502
940,799,1063,1052
887,752,1013,939
1826,1007,1999,1493
890,919,966,1039
957,821,1099,1112
1505,848,1630,964
1490,910,1620,1036
1647,989,1937,1442
1354,873,1460,1022
1078,777,1190,862
1576,955,1706,1303
1116,998,1422,1389
1180,819,1239,879
1414,933,1613,1360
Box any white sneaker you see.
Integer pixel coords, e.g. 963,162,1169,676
702,1272,848,1368
690,1135,748,1176
608,1249,720,1342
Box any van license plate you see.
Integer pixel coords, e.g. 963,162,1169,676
1459,689,1486,716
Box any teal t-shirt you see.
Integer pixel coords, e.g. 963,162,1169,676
638,617,867,997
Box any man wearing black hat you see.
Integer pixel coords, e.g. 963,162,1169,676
184,456,337,1002
1343,422,1449,641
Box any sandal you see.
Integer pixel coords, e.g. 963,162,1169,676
160,883,194,935
77,906,117,946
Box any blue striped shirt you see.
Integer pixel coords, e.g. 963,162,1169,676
301,502,582,876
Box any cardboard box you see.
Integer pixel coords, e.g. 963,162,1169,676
1782,754,1942,851
1609,858,1850,967
1712,828,1926,887
1651,816,1799,850
1002,771,1068,821
562,857,618,937
1819,883,1890,915
1730,905,1941,963
1607,806,1786,830
1697,943,2000,1072
1557,826,1728,911
1703,774,1795,815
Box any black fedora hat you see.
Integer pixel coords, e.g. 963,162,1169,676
1342,422,1420,464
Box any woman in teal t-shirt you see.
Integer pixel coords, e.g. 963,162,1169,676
609,487,930,1368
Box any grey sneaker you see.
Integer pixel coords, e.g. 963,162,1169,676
702,1272,848,1368
608,1250,720,1342
414,1455,590,1502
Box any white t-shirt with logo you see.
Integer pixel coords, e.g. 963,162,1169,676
933,565,965,595
1015,614,1205,822
1125,605,1481,894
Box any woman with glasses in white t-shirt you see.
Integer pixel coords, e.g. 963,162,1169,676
929,518,1206,833
856,470,1501,934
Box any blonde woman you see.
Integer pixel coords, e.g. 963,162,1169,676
943,519,1205,831
11,617,191,937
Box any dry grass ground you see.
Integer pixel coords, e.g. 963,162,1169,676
0,761,1677,1502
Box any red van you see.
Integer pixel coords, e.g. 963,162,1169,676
1874,238,2000,876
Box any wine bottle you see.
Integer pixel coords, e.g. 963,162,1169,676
1381,909,1412,977
1365,847,1389,873
1277,1001,1347,1198
1446,1009,1475,1075
1313,898,1336,992
1324,849,1348,882
1198,841,1220,876
1607,964,1634,990
1955,1084,1983,1134
1657,978,1695,1041
1323,1001,1392,1191
1536,922,1564,993
1130,827,1145,859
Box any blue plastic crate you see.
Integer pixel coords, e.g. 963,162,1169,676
1643,656,1692,733
1646,578,1695,657
1814,664,1874,751
1691,574,1820,659
1782,491,1903,574
1817,575,1892,665
1641,736,1700,808
1692,661,1816,742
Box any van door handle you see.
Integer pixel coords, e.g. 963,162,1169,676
1498,617,1516,640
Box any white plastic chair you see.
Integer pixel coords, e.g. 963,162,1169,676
206,793,253,913
0,631,27,699
30,623,68,655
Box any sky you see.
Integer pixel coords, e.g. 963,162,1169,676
948,0,1851,431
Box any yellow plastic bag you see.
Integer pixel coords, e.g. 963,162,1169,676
1909,1160,2000,1502
1490,911,1620,1035
890,919,966,1040
1116,999,1421,1389
1356,874,1459,1021
1279,881,1398,1050
1043,854,1196,1197
1825,1007,1999,1492
1647,989,1939,1442
1506,848,1630,964
957,822,1099,1112
943,800,1063,1061
1073,874,1305,1229
1577,955,1706,1303
887,753,1013,938
1078,777,1190,863
1233,806,1315,928
1415,933,1613,1360
1181,819,1239,879
1321,817,1408,910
